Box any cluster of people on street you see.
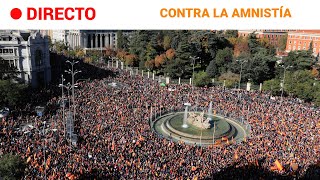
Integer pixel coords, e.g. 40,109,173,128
0,63,319,179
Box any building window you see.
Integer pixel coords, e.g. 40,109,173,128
294,41,296,44
293,46,296,50
298,46,301,50
289,41,292,44
299,41,301,45
303,47,306,50
313,48,316,52
304,42,306,46
35,49,43,66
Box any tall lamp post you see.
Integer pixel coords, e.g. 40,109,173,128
279,65,293,105
190,56,199,94
236,59,248,99
65,60,81,124
59,82,76,140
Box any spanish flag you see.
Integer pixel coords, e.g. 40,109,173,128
26,146,31,155
27,156,32,163
274,160,283,171
234,152,238,160
191,166,197,171
46,156,51,169
111,140,115,151
271,160,283,171
58,148,62,154
139,135,145,141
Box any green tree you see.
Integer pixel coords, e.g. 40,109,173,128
206,60,218,78
278,34,288,51
263,70,320,105
0,58,18,80
224,30,238,38
194,71,211,87
247,32,260,54
243,49,277,83
215,47,233,75
283,50,315,71
164,31,194,78
218,71,240,88
145,42,158,61
117,30,129,51
163,35,171,50
262,79,281,95
284,70,316,101
308,41,313,52
129,30,150,61
0,154,25,180
0,80,27,108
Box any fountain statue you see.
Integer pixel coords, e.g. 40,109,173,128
187,111,211,129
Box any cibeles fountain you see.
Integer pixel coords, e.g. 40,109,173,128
183,101,213,129
153,101,249,146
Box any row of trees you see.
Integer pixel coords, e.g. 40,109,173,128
114,30,320,105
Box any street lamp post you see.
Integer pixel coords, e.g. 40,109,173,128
279,65,293,105
58,82,75,140
190,56,199,94
65,60,81,125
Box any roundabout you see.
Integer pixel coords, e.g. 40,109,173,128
152,110,249,146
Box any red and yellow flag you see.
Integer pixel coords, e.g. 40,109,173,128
271,160,283,171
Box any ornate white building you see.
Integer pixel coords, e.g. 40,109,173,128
52,30,68,43
0,30,51,87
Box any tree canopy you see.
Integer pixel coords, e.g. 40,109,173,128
0,154,26,180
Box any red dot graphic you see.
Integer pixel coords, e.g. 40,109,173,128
11,8,22,20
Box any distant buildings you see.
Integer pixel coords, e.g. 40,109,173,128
44,30,133,53
238,30,289,47
285,30,320,56
0,30,51,87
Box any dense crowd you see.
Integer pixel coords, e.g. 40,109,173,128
0,64,319,179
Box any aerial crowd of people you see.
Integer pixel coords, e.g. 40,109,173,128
0,63,319,179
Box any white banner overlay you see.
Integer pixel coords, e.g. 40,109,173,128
0,0,316,29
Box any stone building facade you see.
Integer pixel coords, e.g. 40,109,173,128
67,30,118,51
0,30,51,87
286,30,320,56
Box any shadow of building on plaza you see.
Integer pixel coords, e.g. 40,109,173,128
207,160,320,180
69,159,320,180
13,54,115,117
50,53,116,84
